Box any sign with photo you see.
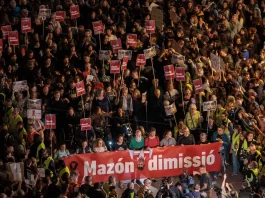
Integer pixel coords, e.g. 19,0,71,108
55,11,66,22
110,60,120,74
21,18,32,33
110,38,122,53
6,162,24,181
145,20,155,34
92,20,104,35
39,8,51,19
203,101,217,112
126,34,137,47
1,25,12,40
13,80,27,92
143,46,156,59
76,81,86,97
164,65,175,80
99,50,110,60
171,54,185,66
193,79,203,94
210,53,225,71
27,99,42,119
136,54,146,66
8,31,19,45
118,50,132,60
164,104,177,116
175,67,185,81
70,5,80,19
80,118,91,131
45,114,56,129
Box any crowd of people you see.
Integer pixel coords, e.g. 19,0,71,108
1,0,265,197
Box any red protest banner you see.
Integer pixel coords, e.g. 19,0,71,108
164,65,175,80
126,34,137,47
70,5,80,19
55,11,65,22
121,56,129,70
64,143,222,183
80,118,91,131
110,60,120,74
175,67,185,81
145,20,155,34
193,79,203,94
1,25,12,40
110,39,122,53
45,114,56,129
8,31,19,45
0,39,2,52
76,81,86,96
136,54,146,66
21,18,32,33
92,21,104,35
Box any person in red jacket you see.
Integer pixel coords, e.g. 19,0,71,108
144,127,160,149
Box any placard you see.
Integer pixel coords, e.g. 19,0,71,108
121,56,129,70
1,25,12,40
6,163,24,181
210,53,225,71
171,54,185,66
39,9,51,19
193,79,203,94
110,39,122,53
164,65,175,80
21,18,32,33
70,5,80,19
76,81,86,96
27,99,42,119
126,34,137,47
164,104,177,116
118,50,132,60
136,54,146,66
13,80,27,92
142,92,147,103
80,118,91,131
151,7,163,30
45,114,56,129
170,10,181,23
145,20,155,34
143,46,156,59
0,39,2,52
8,31,19,45
110,60,120,74
55,11,66,22
203,101,217,112
99,50,110,60
38,168,45,177
92,21,104,35
175,67,185,81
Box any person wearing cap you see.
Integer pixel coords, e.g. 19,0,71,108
41,148,56,178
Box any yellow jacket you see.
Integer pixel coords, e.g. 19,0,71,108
184,111,200,130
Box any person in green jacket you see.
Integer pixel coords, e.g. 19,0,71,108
231,126,241,176
129,129,144,150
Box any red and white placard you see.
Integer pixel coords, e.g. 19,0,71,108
70,5,80,19
55,11,65,22
175,67,185,81
92,21,104,35
193,79,203,94
126,34,137,47
136,54,146,66
80,118,91,131
164,65,175,80
21,18,32,33
110,60,120,74
110,39,122,53
1,25,12,40
145,20,155,34
121,56,129,70
45,114,56,129
0,39,2,52
76,81,86,96
8,31,19,45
